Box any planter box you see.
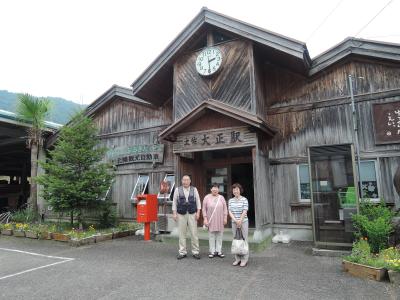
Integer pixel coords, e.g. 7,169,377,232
69,236,95,247
52,232,70,242
38,232,52,240
25,231,38,239
13,230,25,237
95,233,113,243
113,230,130,239
388,270,400,286
342,260,387,281
1,229,13,236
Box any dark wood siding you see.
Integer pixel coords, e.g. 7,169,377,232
263,60,400,224
92,98,174,219
173,39,255,120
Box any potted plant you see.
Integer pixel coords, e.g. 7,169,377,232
342,238,387,281
25,224,39,239
38,224,53,240
382,247,400,285
0,223,13,236
13,223,28,237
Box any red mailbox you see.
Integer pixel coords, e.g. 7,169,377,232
136,194,158,240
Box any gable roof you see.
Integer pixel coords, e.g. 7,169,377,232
46,85,152,148
130,8,400,106
310,37,400,76
159,99,277,141
131,7,311,105
85,84,152,117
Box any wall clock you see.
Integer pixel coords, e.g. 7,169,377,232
195,47,222,76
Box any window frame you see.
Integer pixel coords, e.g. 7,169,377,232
297,163,311,203
130,174,150,201
359,159,381,203
157,173,176,202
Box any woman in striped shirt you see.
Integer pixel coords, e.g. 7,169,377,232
228,183,249,267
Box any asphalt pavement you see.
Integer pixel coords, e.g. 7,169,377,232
0,235,399,300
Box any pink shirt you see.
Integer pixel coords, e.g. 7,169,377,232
202,194,227,232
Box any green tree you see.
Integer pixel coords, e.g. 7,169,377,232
16,94,51,216
36,112,114,229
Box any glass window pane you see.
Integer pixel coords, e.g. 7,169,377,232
158,174,175,200
299,164,310,200
131,175,149,200
360,161,379,199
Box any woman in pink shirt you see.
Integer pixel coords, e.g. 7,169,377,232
202,184,228,258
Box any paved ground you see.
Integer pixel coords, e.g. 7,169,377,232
0,235,399,300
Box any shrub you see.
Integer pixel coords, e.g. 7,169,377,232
11,209,38,223
352,199,394,253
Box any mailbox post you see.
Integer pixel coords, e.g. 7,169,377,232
136,194,158,241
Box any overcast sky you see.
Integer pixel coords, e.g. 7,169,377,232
1,0,399,105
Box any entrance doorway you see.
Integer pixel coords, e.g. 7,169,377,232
199,147,255,227
308,144,359,247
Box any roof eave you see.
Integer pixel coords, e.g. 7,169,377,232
159,99,277,140
309,37,400,76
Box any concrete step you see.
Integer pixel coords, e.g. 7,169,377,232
158,228,271,253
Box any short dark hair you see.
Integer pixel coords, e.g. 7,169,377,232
211,183,219,189
232,183,243,193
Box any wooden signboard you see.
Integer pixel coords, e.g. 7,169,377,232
373,101,400,144
106,144,164,165
173,126,256,153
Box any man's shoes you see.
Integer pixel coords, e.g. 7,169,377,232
192,253,201,259
208,253,214,258
216,252,225,258
177,254,187,260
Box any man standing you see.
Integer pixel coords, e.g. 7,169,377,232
172,175,201,259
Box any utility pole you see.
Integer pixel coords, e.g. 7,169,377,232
348,74,363,200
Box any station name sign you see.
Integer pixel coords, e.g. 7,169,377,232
173,126,256,153
106,144,164,165
373,101,400,144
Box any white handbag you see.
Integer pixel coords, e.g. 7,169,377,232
231,228,249,255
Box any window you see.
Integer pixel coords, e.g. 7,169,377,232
298,160,380,203
131,174,149,202
359,160,380,202
157,174,175,201
297,164,311,202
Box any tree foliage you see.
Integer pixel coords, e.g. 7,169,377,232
36,112,114,229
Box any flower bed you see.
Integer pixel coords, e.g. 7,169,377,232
0,221,141,247
343,238,387,281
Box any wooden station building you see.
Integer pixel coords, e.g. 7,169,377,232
77,8,400,247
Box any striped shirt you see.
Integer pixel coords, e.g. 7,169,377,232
228,196,248,223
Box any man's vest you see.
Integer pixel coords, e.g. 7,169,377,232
177,186,197,215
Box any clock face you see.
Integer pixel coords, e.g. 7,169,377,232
195,47,222,76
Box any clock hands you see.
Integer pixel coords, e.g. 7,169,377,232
207,57,216,73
